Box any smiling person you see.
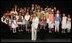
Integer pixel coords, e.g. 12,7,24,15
31,13,39,41
55,10,61,32
11,16,18,33
25,12,30,31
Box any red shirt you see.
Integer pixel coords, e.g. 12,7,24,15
42,18,46,23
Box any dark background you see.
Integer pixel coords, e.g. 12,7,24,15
1,0,71,16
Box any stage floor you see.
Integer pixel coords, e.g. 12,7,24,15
1,39,71,42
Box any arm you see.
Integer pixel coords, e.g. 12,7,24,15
61,17,63,24
1,17,3,22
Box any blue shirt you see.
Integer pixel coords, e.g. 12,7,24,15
55,14,60,22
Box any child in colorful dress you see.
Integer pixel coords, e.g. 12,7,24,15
48,12,55,33
11,16,18,33
42,16,47,30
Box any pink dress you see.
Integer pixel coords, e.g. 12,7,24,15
48,14,54,28
48,14,54,23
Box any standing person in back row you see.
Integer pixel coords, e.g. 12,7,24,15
25,12,30,31
31,13,39,41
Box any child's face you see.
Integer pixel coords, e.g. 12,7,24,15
44,17,45,19
49,8,51,11
7,16,9,18
32,4,34,7
68,15,70,18
26,12,29,15
34,14,36,17
19,12,21,15
54,7,56,10
38,10,40,12
18,8,19,10
63,14,65,16
46,6,48,8
14,17,15,19
41,8,43,10
57,10,59,14
35,4,37,7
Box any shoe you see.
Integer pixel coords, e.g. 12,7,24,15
49,31,52,33
18,30,21,32
21,30,23,31
61,31,63,33
64,31,66,33
13,31,15,33
15,31,17,33
33,40,36,42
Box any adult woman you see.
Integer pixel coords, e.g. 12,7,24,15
31,13,39,41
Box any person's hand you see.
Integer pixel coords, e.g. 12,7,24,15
35,29,37,30
61,22,62,24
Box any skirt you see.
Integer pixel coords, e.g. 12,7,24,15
11,23,18,28
17,22,23,24
66,21,71,29
48,21,54,28
62,21,66,29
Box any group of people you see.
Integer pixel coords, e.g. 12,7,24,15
1,4,71,41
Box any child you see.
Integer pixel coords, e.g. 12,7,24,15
55,10,61,32
42,16,47,30
17,14,23,32
61,13,67,33
48,13,54,33
25,12,30,31
40,13,44,29
37,9,41,19
66,14,71,33
8,16,12,31
11,16,18,33
28,16,33,33
22,16,26,31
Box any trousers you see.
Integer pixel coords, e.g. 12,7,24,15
31,25,37,41
55,21,60,32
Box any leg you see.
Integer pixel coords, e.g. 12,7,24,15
64,29,66,33
34,29,37,41
18,25,19,31
26,21,28,31
21,24,23,31
67,29,70,33
40,25,42,29
21,24,22,30
57,22,59,32
13,28,14,33
61,29,63,33
55,21,57,32
15,28,16,33
31,26,34,41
